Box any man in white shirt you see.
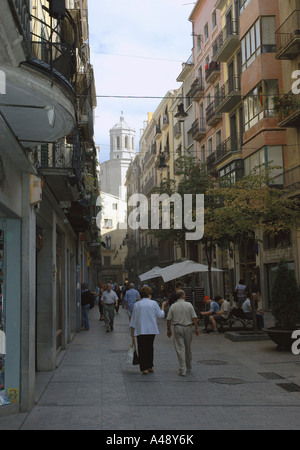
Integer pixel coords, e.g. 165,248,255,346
101,284,119,332
209,296,231,333
166,290,199,377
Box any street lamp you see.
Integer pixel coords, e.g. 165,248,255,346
174,102,188,122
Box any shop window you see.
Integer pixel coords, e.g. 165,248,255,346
0,223,5,392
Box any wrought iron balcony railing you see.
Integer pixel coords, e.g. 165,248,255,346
216,134,243,162
30,7,77,90
212,20,239,61
276,10,300,60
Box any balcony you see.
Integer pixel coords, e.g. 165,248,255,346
190,77,205,102
274,92,300,128
191,118,206,141
213,20,240,62
215,76,241,113
216,134,243,166
0,1,77,146
206,152,218,173
143,175,157,196
205,61,221,85
206,101,222,127
37,128,83,202
276,10,300,60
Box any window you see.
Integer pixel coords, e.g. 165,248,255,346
216,129,222,148
125,136,128,148
243,80,278,131
244,146,284,185
212,10,217,30
204,23,209,42
264,230,291,251
104,219,113,228
200,144,206,163
112,204,118,210
103,256,111,266
239,0,251,14
197,35,202,53
261,16,276,53
241,17,276,71
207,137,213,156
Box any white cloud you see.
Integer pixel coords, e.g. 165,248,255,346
87,0,195,162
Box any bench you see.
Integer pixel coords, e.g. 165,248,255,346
217,307,253,332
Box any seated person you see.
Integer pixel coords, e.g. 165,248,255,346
209,296,231,333
242,295,264,331
200,296,220,333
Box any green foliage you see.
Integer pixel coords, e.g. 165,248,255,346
271,260,300,330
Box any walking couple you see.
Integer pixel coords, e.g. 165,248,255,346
130,286,199,377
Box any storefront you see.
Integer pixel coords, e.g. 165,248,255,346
0,218,21,409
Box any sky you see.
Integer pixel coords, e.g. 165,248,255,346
87,0,196,163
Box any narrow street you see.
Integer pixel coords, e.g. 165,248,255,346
1,306,300,431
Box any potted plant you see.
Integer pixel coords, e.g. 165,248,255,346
266,259,300,350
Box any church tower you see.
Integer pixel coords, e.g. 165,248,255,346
100,113,136,201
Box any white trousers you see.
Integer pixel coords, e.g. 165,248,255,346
173,325,193,375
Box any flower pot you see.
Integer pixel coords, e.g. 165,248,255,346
265,327,297,350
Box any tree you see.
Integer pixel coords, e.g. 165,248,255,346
153,154,230,296
271,260,300,330
211,167,300,330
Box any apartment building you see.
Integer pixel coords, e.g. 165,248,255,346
260,0,300,306
187,0,300,305
0,0,99,415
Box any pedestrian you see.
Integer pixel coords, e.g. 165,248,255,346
199,296,220,333
168,280,184,307
234,279,248,307
166,290,199,377
101,283,119,332
242,295,265,331
114,284,122,314
130,286,167,375
250,277,261,309
95,282,105,321
124,283,140,320
81,283,94,331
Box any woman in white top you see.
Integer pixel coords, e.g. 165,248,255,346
130,286,167,375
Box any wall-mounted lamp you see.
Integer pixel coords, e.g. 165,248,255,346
174,103,188,122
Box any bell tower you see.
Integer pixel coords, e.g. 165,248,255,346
100,113,136,201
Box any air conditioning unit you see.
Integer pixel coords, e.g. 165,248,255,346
49,0,66,19
30,175,43,206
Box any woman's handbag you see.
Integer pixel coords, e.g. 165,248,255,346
133,348,139,365
126,344,135,363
